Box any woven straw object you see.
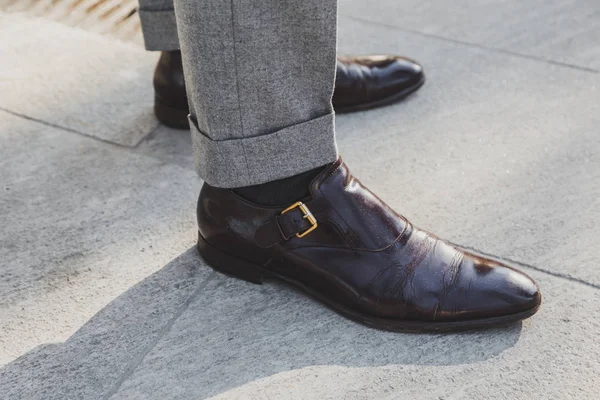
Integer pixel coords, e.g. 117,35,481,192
0,0,143,44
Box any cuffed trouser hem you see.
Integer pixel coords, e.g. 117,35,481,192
138,9,180,51
192,113,338,188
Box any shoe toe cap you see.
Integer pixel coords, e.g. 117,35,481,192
388,56,424,81
496,263,542,312
455,258,542,320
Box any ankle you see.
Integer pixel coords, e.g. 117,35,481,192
232,164,330,206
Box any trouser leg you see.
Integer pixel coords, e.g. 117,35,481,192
174,0,339,188
138,0,180,51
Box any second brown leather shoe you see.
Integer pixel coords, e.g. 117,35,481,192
153,53,425,129
153,51,190,129
333,55,425,113
197,158,541,333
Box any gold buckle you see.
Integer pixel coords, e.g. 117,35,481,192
281,201,318,238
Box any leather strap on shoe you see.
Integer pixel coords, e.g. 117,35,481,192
254,202,317,248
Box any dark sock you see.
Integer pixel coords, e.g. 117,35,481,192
233,164,331,206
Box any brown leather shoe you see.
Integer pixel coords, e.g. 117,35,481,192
153,52,425,129
197,158,541,332
333,55,425,113
153,51,189,129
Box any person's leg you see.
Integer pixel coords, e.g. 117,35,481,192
138,0,190,129
139,1,425,130
174,0,338,188
138,0,179,51
174,0,541,332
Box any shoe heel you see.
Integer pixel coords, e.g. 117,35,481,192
197,233,269,284
154,97,190,130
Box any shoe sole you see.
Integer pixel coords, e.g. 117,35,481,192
334,74,426,114
154,96,190,130
197,232,541,333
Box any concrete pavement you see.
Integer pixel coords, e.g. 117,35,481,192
1,2,599,398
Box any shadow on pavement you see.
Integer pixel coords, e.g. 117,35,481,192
0,247,522,399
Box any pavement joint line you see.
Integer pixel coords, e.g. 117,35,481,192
102,270,218,400
132,121,164,148
0,107,159,150
340,14,600,74
453,242,600,290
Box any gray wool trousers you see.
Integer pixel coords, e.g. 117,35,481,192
139,0,339,188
